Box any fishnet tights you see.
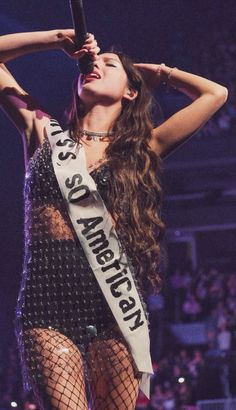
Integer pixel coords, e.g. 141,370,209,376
25,327,141,410
87,333,140,409
25,328,88,409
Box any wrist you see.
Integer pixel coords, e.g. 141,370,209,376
49,30,65,50
157,64,178,88
54,29,75,51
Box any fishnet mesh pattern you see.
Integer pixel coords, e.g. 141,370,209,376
32,204,75,240
14,122,147,409
24,328,88,409
23,326,141,410
87,329,141,409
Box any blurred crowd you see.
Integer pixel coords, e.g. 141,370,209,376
136,347,236,410
135,264,236,410
168,266,236,352
197,30,236,138
136,349,205,410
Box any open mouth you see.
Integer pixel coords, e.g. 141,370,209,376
83,72,101,84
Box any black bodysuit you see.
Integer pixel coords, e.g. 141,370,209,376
14,129,148,409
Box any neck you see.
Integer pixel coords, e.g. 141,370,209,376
78,102,122,133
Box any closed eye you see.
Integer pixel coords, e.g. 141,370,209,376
106,63,117,67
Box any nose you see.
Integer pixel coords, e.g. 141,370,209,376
93,56,103,69
91,60,103,78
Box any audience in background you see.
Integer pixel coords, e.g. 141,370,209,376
168,266,236,352
148,349,205,409
197,30,236,138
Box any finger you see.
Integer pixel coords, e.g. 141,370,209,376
93,54,100,61
89,48,101,61
71,48,88,59
87,44,99,52
82,41,98,51
85,33,95,43
71,45,100,60
64,37,77,53
88,46,101,56
133,63,146,69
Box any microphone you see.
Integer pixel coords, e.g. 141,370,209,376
69,0,94,74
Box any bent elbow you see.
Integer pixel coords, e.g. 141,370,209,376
213,86,228,106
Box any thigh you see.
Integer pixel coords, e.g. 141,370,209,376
87,327,141,410
24,327,89,410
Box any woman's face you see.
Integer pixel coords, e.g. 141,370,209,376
77,53,131,105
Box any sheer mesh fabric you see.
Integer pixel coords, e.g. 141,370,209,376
23,325,141,410
32,204,75,240
87,328,141,409
15,124,147,409
24,327,88,409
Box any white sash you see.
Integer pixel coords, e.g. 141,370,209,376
46,119,153,398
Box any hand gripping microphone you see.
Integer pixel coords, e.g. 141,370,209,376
69,0,94,74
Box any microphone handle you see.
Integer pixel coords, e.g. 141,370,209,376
69,0,94,74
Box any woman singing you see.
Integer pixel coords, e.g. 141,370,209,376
0,28,227,410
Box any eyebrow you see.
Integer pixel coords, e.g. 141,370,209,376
102,57,121,64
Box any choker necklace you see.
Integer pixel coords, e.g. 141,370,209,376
78,128,113,141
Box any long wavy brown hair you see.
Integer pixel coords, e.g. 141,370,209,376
65,51,166,293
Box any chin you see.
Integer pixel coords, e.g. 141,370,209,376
79,87,98,101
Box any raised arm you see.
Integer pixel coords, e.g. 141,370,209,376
0,30,99,163
0,30,63,161
134,63,228,159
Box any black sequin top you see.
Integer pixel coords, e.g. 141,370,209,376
15,133,118,338
14,130,148,392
